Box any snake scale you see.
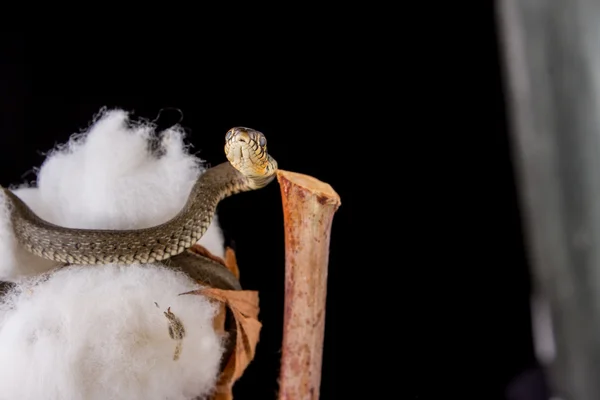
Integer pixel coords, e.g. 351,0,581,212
0,127,278,268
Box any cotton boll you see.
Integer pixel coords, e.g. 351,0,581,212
0,264,225,400
0,109,226,279
7,107,223,259
0,108,234,398
36,109,225,257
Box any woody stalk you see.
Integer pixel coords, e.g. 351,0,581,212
276,169,341,400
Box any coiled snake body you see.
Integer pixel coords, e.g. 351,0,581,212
1,127,278,269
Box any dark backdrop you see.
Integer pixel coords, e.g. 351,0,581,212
1,5,543,398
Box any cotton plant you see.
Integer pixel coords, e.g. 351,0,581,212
0,109,228,400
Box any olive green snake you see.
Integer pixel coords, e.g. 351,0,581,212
0,127,278,290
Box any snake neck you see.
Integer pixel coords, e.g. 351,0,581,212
186,161,274,207
152,160,276,244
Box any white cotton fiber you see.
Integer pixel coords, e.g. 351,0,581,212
0,108,233,399
0,108,225,281
0,264,224,400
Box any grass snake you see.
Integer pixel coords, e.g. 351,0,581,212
0,127,278,291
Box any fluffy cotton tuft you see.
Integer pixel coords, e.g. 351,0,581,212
0,108,225,281
0,108,232,399
0,265,224,400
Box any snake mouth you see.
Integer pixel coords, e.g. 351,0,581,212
224,127,274,177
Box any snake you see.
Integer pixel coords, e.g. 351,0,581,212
0,127,278,278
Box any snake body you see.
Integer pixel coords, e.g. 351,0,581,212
1,127,278,265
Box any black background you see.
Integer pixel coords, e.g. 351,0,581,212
0,2,542,398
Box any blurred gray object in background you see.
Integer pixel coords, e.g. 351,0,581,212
498,0,600,399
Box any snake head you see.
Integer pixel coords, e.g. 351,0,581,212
224,127,277,183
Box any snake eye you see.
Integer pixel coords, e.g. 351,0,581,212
259,135,266,147
226,130,234,141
